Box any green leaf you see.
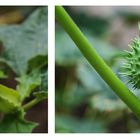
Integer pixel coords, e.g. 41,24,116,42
0,7,48,75
0,110,38,133
16,71,41,100
0,84,20,113
27,55,48,73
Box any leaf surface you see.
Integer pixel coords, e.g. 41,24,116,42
0,7,48,75
0,110,37,133
16,71,41,100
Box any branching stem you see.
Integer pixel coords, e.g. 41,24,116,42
23,96,47,111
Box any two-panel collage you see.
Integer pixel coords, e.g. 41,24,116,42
1,5,140,134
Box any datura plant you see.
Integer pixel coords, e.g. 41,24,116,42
55,6,140,121
0,7,48,133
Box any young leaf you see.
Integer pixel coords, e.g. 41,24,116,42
16,71,41,100
0,110,38,133
0,84,20,113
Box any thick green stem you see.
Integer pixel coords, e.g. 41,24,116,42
55,6,140,120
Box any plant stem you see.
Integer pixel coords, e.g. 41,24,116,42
55,6,140,120
23,97,47,111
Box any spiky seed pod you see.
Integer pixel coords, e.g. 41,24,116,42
121,37,140,89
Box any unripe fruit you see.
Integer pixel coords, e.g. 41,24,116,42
122,37,140,89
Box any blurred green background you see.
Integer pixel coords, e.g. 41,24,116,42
55,6,140,133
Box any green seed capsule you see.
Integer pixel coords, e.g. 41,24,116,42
0,84,20,113
122,36,140,89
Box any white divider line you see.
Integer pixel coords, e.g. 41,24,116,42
48,3,55,134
